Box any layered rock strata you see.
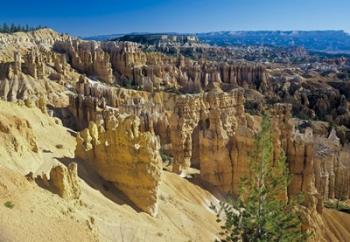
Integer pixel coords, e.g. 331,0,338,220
54,39,268,93
55,35,350,217
68,78,328,204
0,48,74,107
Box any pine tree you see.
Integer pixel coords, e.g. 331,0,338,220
2,23,9,33
212,114,308,242
10,23,17,33
0,23,46,33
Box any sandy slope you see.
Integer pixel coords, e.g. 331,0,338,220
0,100,75,174
321,208,350,242
0,166,98,242
2,100,350,242
0,101,220,242
0,164,219,242
76,170,219,242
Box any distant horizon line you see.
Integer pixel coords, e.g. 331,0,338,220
2,25,348,37
81,29,350,38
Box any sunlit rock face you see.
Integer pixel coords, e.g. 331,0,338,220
68,76,345,207
0,30,78,108
168,85,248,189
54,40,114,84
314,130,350,201
33,162,81,200
53,39,268,93
75,114,162,216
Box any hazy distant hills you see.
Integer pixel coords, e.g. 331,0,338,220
84,30,350,54
197,31,350,53
83,34,125,41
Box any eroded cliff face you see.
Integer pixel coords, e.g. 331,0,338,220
1,30,349,132
0,29,79,107
53,39,268,93
169,85,249,188
314,130,350,201
75,114,162,216
0,28,69,61
68,76,348,203
0,49,77,107
68,79,319,205
54,40,114,84
52,38,350,137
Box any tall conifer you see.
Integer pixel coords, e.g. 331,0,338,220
213,114,308,242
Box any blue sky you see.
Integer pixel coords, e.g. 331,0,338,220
1,0,349,36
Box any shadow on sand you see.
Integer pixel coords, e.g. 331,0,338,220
56,156,142,213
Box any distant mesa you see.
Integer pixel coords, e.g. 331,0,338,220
196,30,350,54
115,33,199,45
84,30,350,54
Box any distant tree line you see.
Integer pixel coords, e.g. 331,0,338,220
0,23,47,33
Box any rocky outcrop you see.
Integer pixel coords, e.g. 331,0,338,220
68,78,325,205
169,85,248,187
287,128,320,209
0,28,68,62
54,40,114,84
268,72,350,136
49,163,81,199
0,49,74,107
75,115,162,216
68,75,344,208
2,28,350,241
69,79,252,194
69,75,170,132
170,91,322,209
21,48,45,79
0,30,80,108
168,84,262,195
33,162,81,200
54,39,268,93
0,111,39,155
314,130,350,201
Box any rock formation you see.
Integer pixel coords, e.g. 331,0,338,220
54,39,268,93
33,162,81,200
68,76,332,208
49,163,81,200
54,40,114,84
314,130,350,201
0,110,39,156
169,85,247,183
75,115,162,216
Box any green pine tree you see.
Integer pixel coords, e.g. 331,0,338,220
2,23,9,33
212,114,308,242
0,23,46,33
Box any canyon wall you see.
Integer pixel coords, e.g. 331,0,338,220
68,76,350,202
69,79,330,206
54,39,268,93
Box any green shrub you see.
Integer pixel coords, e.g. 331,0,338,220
324,200,350,214
4,201,14,209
